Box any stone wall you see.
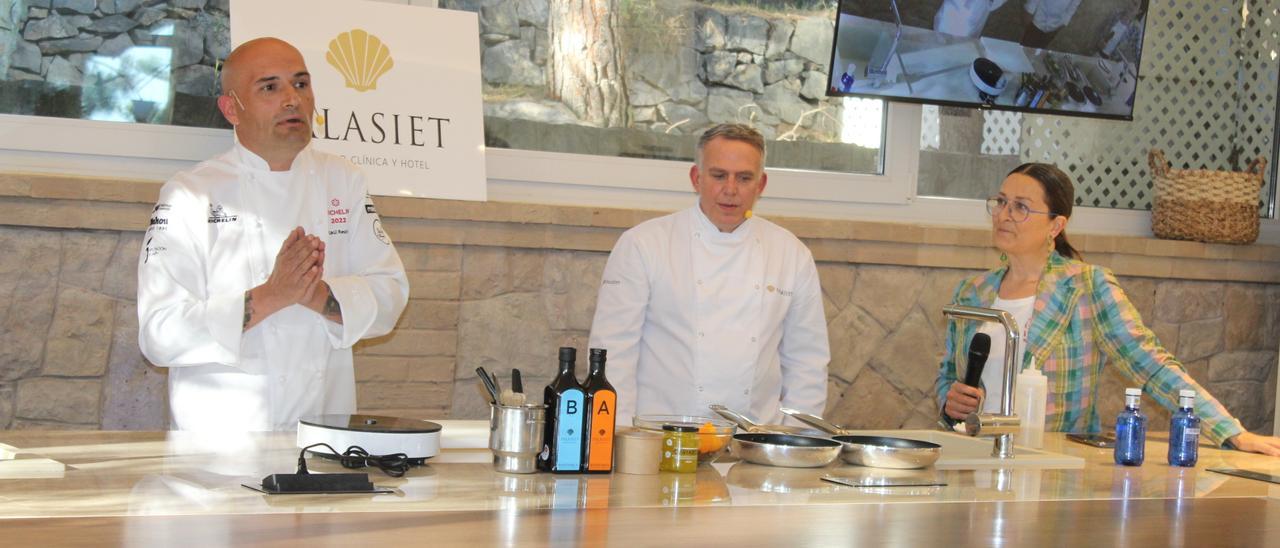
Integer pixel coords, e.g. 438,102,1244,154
1,0,228,126
3,221,1278,434
458,0,848,145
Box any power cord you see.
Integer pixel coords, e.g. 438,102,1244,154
298,443,411,477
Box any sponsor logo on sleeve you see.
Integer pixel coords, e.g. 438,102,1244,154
373,218,390,244
147,203,171,233
143,236,166,263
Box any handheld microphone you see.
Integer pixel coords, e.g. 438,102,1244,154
962,332,992,388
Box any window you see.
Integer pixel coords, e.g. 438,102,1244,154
450,0,887,176
916,0,1278,217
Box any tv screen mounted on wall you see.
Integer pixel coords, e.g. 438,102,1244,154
828,0,1149,120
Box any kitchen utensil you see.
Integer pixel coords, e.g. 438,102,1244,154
708,404,821,436
490,371,502,395
633,414,735,464
476,378,496,405
476,367,499,403
499,388,525,407
780,408,941,469
488,402,546,474
730,433,842,468
501,369,525,405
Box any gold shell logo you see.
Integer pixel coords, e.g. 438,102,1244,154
325,29,394,92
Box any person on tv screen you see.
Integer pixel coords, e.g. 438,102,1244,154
1020,0,1082,49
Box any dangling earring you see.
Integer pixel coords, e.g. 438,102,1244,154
999,252,1007,263
1046,233,1054,254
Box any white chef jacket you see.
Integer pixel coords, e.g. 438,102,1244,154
1024,0,1083,32
587,206,830,427
934,0,1008,38
137,141,409,432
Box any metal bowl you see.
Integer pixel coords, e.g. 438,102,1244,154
731,433,842,468
834,435,941,469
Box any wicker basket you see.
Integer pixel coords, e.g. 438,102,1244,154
1147,149,1266,245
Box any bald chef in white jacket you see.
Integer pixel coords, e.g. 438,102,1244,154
137,38,408,431
588,124,830,427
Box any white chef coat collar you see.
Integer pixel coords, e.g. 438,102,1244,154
692,202,755,243
230,135,312,174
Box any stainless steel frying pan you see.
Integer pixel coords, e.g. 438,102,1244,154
710,404,840,468
781,408,941,469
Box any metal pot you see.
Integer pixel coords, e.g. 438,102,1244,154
780,408,941,469
730,433,842,468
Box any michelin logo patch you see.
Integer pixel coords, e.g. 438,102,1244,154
208,204,239,224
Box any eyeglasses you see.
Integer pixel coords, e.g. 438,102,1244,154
985,196,1056,223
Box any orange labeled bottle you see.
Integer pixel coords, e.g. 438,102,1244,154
583,348,617,473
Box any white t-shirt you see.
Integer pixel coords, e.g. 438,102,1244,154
978,295,1036,413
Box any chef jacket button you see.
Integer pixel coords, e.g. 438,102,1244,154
751,337,756,342
755,284,760,290
698,279,703,286
742,389,749,396
697,386,704,393
698,331,704,337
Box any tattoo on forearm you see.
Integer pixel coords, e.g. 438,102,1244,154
323,293,342,322
243,290,253,329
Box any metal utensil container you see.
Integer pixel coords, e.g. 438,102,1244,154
489,402,546,474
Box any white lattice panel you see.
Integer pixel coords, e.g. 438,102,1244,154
921,104,941,151
981,110,1021,156
1020,0,1277,210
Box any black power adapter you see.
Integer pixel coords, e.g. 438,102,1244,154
261,472,374,494
245,442,407,495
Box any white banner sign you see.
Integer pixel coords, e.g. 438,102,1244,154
232,0,486,201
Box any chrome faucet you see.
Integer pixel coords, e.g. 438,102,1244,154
942,304,1021,459
866,0,901,82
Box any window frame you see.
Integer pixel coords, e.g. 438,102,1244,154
2,105,1275,245
486,102,922,206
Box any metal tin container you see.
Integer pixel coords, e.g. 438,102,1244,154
489,402,546,474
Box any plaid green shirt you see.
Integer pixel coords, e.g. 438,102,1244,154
935,251,1245,446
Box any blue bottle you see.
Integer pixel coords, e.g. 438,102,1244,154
840,63,856,92
1167,389,1200,467
1114,387,1147,466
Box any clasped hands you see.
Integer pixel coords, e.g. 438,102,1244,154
245,227,333,327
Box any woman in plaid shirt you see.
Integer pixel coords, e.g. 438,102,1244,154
936,163,1280,455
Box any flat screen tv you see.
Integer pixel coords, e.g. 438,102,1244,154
828,0,1149,120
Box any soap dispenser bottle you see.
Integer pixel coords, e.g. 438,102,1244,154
1114,387,1147,466
1015,357,1047,449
